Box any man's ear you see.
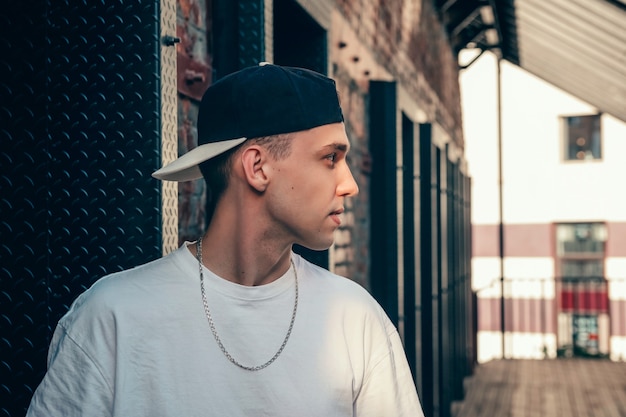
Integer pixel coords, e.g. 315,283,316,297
240,146,269,192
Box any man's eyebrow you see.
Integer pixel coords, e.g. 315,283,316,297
322,143,349,152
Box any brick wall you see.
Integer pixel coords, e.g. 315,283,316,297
335,0,463,144
329,0,463,288
176,0,211,243
333,67,370,287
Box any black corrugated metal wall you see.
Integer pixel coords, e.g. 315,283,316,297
1,2,164,415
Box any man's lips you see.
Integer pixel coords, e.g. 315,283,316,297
329,208,344,225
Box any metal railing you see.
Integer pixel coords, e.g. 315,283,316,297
475,276,626,360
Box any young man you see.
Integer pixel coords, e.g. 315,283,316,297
27,63,424,416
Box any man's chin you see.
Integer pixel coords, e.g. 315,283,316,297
294,239,334,252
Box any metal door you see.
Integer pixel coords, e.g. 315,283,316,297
0,1,177,414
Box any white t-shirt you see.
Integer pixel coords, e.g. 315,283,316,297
27,244,424,417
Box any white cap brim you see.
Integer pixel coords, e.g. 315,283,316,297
152,137,247,182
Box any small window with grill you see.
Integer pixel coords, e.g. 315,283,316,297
561,114,602,161
556,223,606,279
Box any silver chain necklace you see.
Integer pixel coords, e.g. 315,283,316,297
196,237,298,371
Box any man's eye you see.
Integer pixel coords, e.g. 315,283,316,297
326,153,337,162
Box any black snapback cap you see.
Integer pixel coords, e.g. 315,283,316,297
153,63,344,182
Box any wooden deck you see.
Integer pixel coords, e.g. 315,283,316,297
451,358,626,417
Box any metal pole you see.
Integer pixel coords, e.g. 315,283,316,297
497,56,506,359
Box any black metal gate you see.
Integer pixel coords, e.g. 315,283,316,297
1,2,165,415
418,124,474,417
368,84,474,417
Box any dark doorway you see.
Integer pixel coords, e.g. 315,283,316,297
273,0,328,75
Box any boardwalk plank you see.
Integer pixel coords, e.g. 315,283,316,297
451,359,626,417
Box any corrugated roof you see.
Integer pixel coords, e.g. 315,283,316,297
440,0,626,122
495,0,626,122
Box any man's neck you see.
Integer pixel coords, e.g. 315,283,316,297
191,212,293,286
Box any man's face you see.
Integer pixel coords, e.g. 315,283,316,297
263,122,359,250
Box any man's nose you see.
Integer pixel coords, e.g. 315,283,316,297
337,164,359,197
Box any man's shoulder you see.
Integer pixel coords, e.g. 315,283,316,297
294,255,396,341
91,246,186,291
60,246,190,322
294,254,379,305
295,255,363,287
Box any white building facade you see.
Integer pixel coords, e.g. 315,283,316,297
460,51,626,363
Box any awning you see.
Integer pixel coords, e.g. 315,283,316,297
441,0,626,122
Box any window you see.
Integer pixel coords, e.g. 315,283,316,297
556,223,606,279
562,114,602,161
